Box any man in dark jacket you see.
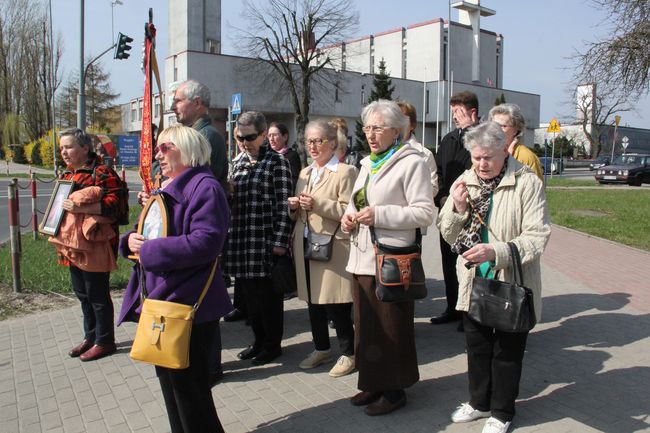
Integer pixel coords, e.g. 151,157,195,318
171,79,228,190
431,91,478,326
171,79,229,385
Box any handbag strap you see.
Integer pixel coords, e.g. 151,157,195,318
507,242,525,286
138,258,219,312
369,226,422,249
303,166,341,237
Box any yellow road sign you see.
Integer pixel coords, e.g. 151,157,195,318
547,118,561,133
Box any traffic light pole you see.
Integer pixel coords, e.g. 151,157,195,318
76,44,116,131
77,0,85,129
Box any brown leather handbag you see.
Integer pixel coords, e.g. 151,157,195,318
370,227,427,302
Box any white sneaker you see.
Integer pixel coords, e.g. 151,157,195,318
299,350,332,369
451,402,491,423
328,355,355,377
482,417,511,433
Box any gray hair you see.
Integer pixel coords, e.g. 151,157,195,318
237,111,267,134
156,124,211,167
488,103,525,140
361,99,409,134
305,120,338,149
60,128,92,152
464,121,506,152
181,79,211,107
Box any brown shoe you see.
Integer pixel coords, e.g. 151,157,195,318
364,395,406,416
79,343,117,362
68,339,94,358
350,391,382,406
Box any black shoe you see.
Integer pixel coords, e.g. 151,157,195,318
209,371,224,387
237,345,261,360
224,309,246,322
251,348,282,366
430,311,461,324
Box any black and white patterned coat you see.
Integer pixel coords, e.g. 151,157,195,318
224,144,293,278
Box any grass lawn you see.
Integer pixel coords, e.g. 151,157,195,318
0,207,141,294
545,177,601,187
546,188,650,251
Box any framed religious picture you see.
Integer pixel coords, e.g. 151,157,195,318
39,180,74,236
128,193,169,260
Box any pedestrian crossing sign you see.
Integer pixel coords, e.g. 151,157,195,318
231,93,242,115
547,118,561,133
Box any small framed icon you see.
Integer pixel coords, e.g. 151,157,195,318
39,180,74,236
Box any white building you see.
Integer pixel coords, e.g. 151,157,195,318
123,0,540,152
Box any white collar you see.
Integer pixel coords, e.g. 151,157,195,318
309,154,340,174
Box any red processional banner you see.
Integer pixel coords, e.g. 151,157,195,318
140,10,164,193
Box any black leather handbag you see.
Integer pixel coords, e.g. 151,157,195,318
468,242,536,333
304,226,338,262
371,227,427,302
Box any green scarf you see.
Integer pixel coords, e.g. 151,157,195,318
354,139,404,209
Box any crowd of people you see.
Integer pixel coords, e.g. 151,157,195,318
51,80,551,433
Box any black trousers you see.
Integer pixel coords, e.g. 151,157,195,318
69,265,114,345
232,278,247,315
157,321,224,433
208,322,222,375
241,277,284,351
308,302,354,355
463,314,529,423
439,233,460,313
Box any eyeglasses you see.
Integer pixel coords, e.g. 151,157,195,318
236,132,260,142
362,125,389,134
496,122,513,129
267,132,282,138
306,138,328,147
154,142,175,154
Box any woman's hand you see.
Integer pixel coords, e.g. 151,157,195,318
341,213,357,233
137,189,150,207
462,243,496,265
298,192,314,211
451,180,469,214
355,206,375,226
506,136,518,155
288,196,300,211
272,246,287,256
62,199,79,213
128,233,145,254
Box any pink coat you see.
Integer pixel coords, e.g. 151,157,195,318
49,186,117,272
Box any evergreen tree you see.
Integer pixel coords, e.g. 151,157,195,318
493,93,506,106
355,59,395,152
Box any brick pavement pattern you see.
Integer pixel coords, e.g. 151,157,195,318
1,227,649,432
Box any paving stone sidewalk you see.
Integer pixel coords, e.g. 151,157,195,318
1,229,648,433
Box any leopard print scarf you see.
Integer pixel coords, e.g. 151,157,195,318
451,159,508,255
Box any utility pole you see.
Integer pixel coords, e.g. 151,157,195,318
77,0,85,130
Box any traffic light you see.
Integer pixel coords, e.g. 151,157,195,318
114,32,133,60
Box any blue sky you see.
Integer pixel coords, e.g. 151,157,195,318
52,0,649,128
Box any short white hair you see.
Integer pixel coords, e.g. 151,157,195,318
361,99,409,134
157,125,211,167
464,121,506,152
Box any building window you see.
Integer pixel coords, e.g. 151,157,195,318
138,100,143,121
426,90,430,114
131,102,137,123
335,81,341,103
154,96,160,118
402,49,407,79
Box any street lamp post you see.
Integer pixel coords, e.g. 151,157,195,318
111,0,123,43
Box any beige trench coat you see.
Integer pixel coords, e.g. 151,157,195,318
290,163,357,304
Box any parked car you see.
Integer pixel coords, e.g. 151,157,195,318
539,157,563,175
594,154,650,186
589,155,610,171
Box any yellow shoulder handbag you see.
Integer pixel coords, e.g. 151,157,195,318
129,259,218,369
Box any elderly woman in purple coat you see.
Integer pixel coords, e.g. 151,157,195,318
118,125,231,433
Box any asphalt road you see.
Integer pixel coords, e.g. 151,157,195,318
0,178,141,243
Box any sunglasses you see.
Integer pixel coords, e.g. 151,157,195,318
154,142,175,154
236,132,260,142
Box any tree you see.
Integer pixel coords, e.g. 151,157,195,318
573,82,631,157
56,61,119,130
0,0,62,144
493,93,506,106
574,0,650,98
354,59,394,152
235,0,359,165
